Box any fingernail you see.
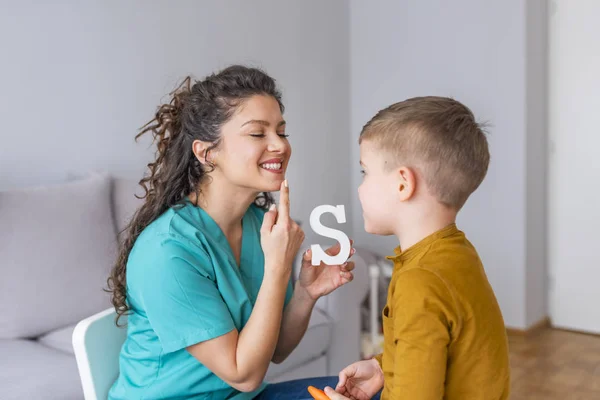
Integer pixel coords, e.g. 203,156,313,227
284,179,288,188
269,204,276,211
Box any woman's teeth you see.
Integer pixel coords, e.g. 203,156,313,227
261,163,282,170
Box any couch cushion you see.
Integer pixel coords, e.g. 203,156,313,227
0,339,82,399
0,174,116,338
266,307,332,380
38,324,76,355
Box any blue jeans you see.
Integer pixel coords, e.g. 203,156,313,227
254,376,382,400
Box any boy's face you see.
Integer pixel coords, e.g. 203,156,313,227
358,141,400,236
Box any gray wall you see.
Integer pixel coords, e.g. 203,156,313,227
349,0,547,329
0,0,351,246
548,0,600,333
1,1,548,329
525,0,548,328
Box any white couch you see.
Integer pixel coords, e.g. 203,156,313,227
0,174,370,399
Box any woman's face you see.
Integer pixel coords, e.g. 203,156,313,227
212,94,291,193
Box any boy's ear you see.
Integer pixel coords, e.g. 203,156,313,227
397,166,416,202
192,139,216,166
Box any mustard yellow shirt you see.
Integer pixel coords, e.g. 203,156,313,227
374,224,510,400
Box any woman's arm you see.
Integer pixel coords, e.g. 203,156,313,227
187,181,304,392
271,283,316,363
269,245,356,364
186,272,289,392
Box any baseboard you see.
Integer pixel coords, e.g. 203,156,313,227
506,316,551,336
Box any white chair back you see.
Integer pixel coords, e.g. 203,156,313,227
72,308,127,400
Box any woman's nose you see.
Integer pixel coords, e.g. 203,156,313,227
267,134,287,153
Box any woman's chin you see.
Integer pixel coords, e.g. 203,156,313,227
249,180,284,193
257,173,285,191
263,182,284,192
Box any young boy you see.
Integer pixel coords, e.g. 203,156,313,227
324,97,510,400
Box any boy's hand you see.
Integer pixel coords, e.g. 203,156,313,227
335,359,384,400
324,386,350,400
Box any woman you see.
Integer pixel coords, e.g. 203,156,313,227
107,65,355,399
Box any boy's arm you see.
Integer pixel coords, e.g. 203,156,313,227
387,268,457,399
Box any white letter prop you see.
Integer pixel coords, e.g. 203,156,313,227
309,204,351,266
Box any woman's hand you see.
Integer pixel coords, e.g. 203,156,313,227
260,180,305,278
296,241,356,300
334,359,384,400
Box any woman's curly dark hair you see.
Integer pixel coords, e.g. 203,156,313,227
107,65,284,325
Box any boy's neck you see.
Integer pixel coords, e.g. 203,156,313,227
394,204,457,252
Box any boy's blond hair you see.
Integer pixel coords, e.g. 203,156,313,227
359,96,489,210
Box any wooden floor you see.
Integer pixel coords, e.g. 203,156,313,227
509,328,600,399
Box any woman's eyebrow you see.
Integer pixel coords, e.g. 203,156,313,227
240,120,286,128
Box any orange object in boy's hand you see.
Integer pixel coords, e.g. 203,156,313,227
307,385,330,400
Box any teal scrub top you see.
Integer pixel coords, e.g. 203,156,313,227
108,202,294,400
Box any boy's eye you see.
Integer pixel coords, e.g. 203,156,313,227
278,133,289,138
360,169,366,175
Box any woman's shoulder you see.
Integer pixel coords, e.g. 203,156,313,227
127,206,215,281
131,202,267,253
132,203,207,254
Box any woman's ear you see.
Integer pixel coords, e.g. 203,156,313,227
397,166,417,202
192,140,215,167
